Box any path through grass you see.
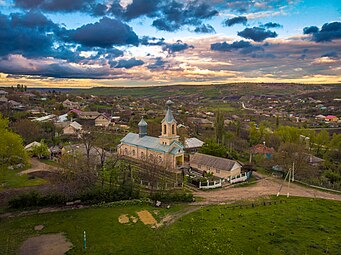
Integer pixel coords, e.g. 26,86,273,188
0,197,340,254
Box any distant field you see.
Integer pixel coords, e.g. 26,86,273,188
71,83,341,99
1,197,340,254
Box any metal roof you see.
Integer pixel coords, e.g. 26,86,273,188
121,133,183,154
185,138,204,149
138,117,148,127
190,153,241,171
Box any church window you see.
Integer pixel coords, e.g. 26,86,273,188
124,148,128,155
141,152,144,158
163,124,167,134
132,150,135,156
172,124,175,134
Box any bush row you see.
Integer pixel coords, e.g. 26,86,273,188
150,191,193,202
8,187,140,209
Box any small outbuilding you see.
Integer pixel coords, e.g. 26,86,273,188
190,153,242,180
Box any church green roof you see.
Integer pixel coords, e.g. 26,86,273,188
120,133,183,154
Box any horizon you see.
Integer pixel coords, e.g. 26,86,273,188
0,0,340,87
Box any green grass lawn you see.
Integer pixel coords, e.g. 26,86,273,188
1,197,341,254
0,167,47,190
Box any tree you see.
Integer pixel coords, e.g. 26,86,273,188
31,141,50,159
215,111,224,144
314,130,329,156
0,114,28,165
272,142,313,179
200,140,227,158
11,119,42,144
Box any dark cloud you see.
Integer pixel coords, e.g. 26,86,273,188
14,0,96,12
60,17,139,47
152,18,180,32
10,10,58,31
261,22,282,29
210,40,263,54
311,22,341,42
124,0,161,20
147,57,167,70
162,40,194,53
109,58,144,68
0,12,55,57
140,36,165,46
194,24,215,33
303,26,319,34
151,1,218,31
91,3,108,16
223,16,247,27
238,27,278,42
321,51,338,58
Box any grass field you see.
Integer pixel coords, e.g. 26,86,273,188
0,167,47,191
1,197,340,254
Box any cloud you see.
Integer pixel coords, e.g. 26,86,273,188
151,1,218,31
0,12,56,57
321,51,338,58
14,0,96,12
303,26,319,34
59,17,139,47
110,58,144,68
147,57,168,70
139,36,165,46
194,24,215,33
223,16,247,27
261,22,282,29
162,40,194,53
310,22,341,42
238,27,278,42
210,40,263,54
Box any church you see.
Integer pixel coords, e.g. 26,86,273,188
118,100,184,169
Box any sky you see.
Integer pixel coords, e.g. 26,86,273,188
0,0,340,88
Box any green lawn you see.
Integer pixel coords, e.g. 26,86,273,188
0,167,47,190
0,197,341,254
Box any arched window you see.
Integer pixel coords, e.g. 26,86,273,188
163,124,167,134
172,124,175,134
124,148,128,155
141,151,144,158
132,150,135,156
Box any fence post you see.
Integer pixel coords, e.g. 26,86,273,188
199,182,201,189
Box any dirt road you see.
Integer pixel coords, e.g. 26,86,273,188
194,175,341,204
19,158,59,175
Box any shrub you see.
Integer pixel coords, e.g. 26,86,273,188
150,191,193,202
8,191,66,209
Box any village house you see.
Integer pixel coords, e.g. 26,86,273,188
187,117,214,128
190,153,242,180
95,113,111,127
184,137,204,153
63,121,82,135
118,100,184,169
63,99,81,109
251,143,275,159
325,115,339,122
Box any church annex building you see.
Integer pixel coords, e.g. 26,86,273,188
118,100,184,169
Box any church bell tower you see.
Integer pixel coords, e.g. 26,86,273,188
159,100,179,145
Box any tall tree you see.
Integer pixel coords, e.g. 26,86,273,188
215,110,224,144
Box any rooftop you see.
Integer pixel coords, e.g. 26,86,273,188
121,133,183,154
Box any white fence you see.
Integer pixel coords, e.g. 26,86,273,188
229,173,248,184
199,179,222,189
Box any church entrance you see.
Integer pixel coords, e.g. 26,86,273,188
176,155,183,167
